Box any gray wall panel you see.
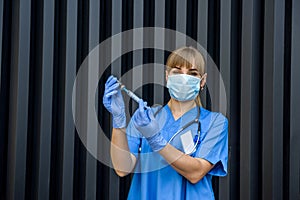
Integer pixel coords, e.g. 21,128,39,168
240,0,254,199
154,0,165,106
290,0,300,199
6,0,31,199
85,0,99,199
0,0,3,90
272,0,285,198
132,0,143,104
61,0,77,199
197,0,208,108
273,0,285,199
110,0,122,199
219,0,231,199
262,0,285,199
197,0,208,49
38,0,55,199
176,0,186,47
0,0,299,199
262,0,275,199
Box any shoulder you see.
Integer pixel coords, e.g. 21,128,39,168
200,107,228,130
200,107,227,119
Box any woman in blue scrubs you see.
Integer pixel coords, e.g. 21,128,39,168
103,46,228,200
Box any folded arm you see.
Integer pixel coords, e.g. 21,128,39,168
110,128,137,177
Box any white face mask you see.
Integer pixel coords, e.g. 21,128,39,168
166,74,201,101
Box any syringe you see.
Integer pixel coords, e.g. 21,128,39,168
117,79,141,103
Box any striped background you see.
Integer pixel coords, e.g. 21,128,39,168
0,0,300,199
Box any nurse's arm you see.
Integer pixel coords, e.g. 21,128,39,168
159,144,214,184
110,128,137,177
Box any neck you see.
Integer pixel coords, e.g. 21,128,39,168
168,98,196,119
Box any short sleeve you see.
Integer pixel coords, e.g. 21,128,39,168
196,113,228,176
126,119,142,158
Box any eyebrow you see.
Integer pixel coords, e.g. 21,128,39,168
172,66,181,70
188,69,199,72
172,66,199,72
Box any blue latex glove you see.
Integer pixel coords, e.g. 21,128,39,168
103,75,126,128
132,99,167,152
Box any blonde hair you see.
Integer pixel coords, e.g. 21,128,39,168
166,46,205,106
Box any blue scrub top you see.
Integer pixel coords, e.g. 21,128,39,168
126,105,228,200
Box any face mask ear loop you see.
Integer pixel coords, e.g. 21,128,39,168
200,85,205,91
200,78,206,91
199,73,207,91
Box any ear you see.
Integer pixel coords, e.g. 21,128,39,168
165,70,169,82
200,73,207,90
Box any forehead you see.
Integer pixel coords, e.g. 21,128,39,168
169,57,198,70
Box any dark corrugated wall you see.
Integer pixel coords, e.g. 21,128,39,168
0,0,299,199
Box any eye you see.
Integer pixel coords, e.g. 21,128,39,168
189,72,200,76
170,69,182,74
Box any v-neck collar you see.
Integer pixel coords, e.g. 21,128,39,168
165,104,198,122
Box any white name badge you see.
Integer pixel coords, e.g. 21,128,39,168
180,130,195,154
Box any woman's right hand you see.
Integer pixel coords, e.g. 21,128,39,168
103,75,126,128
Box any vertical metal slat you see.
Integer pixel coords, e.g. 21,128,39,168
219,0,231,199
272,0,285,198
37,0,55,199
175,0,186,47
85,0,99,199
262,0,285,199
290,0,300,199
0,0,3,90
154,0,165,106
6,0,31,199
197,0,208,108
110,0,122,199
61,0,78,199
262,0,275,199
240,0,254,199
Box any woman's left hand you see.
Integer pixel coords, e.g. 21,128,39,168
132,99,160,138
132,100,167,152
